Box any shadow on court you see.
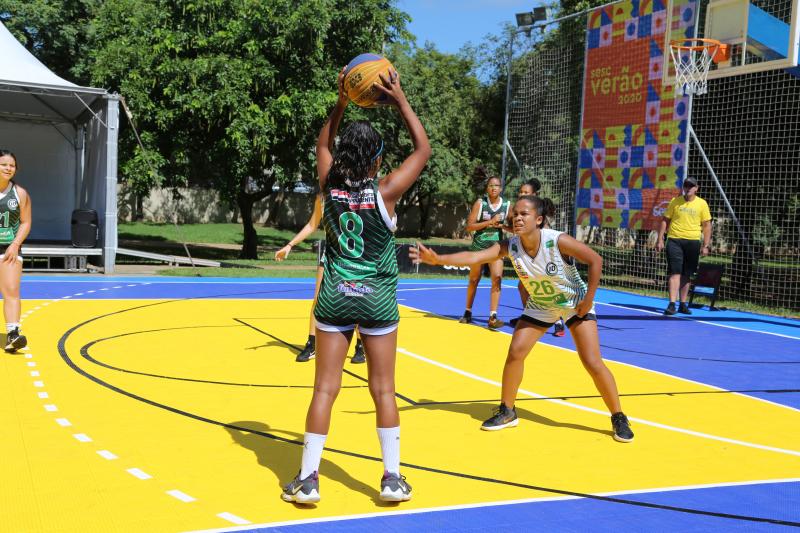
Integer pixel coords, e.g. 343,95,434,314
396,399,612,438
224,420,384,504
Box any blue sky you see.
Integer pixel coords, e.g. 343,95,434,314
398,0,535,54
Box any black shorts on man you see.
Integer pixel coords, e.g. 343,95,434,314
666,238,701,277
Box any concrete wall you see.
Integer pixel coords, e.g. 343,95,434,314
118,185,471,238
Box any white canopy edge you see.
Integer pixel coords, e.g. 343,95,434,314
0,21,106,95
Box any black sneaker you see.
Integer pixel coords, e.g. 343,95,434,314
351,341,366,364
379,471,412,502
553,320,566,337
678,302,692,315
296,340,315,362
488,316,505,330
663,302,677,316
458,311,472,324
281,471,320,503
611,412,634,443
481,403,518,431
4,328,27,353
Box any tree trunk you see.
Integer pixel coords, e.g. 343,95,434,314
418,193,431,239
134,194,144,221
237,193,259,259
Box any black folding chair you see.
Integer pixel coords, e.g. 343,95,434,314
688,263,725,310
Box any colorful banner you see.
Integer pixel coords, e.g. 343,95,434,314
576,0,697,229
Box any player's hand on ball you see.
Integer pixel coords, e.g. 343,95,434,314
337,66,349,105
410,242,437,265
374,69,406,107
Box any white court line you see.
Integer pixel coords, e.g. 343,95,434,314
396,346,800,457
26,362,35,367
73,433,92,442
33,380,44,387
97,450,117,460
216,512,250,525
401,301,800,416
388,283,800,339
43,404,57,412
184,478,800,533
127,468,152,480
166,489,196,502
608,357,800,415
30,371,39,377
37,392,48,399
55,418,71,427
597,301,800,341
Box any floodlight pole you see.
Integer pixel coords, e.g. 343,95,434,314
500,30,515,192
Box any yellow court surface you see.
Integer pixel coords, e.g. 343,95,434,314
2,288,799,532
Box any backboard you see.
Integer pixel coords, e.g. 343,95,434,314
664,0,800,82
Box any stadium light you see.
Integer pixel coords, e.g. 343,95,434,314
515,7,549,27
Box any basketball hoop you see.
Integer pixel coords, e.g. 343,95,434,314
669,38,730,96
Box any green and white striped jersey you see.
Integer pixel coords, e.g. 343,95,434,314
0,183,21,245
470,196,510,251
314,179,400,328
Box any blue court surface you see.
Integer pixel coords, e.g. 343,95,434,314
13,276,800,532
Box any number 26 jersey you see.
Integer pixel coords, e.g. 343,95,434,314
507,229,588,311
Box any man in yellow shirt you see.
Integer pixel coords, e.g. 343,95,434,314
655,176,712,315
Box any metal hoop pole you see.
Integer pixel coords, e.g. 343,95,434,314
688,124,755,261
500,31,515,191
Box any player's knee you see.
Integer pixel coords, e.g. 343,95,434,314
313,384,341,403
582,358,606,377
507,344,529,362
368,382,395,402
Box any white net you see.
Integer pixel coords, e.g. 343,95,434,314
504,1,800,314
670,40,722,96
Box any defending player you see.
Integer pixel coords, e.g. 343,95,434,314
411,195,634,443
281,68,430,503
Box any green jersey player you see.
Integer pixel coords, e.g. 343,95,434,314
0,150,31,353
282,66,430,504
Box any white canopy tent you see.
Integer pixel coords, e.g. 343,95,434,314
0,21,119,272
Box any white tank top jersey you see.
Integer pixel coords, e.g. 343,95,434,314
507,228,588,311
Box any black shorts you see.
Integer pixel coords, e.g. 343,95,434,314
666,238,701,277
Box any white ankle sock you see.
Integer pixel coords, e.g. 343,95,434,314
6,323,19,333
377,426,400,476
300,432,326,479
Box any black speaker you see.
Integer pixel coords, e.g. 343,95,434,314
71,209,99,248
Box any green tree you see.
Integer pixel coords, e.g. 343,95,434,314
0,0,98,84
82,0,409,258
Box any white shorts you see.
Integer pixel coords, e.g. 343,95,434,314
315,320,398,336
519,304,597,329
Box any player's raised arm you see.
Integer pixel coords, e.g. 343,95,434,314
375,71,431,210
316,68,349,190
